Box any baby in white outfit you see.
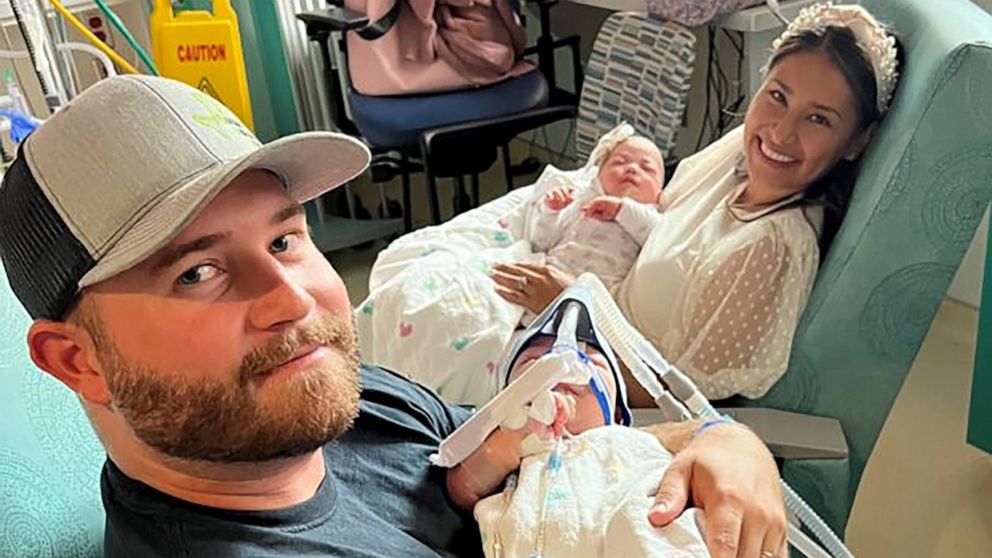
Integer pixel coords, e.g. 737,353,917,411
447,335,709,558
498,124,666,295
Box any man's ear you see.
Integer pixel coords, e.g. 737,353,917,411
844,122,878,161
27,320,112,406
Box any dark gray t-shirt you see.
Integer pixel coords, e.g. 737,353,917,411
102,365,480,557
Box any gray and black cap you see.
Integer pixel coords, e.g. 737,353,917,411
0,75,370,320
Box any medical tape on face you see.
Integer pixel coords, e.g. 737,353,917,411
432,353,581,467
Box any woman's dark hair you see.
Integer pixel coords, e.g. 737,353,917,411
764,25,903,255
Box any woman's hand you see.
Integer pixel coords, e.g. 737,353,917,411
491,262,574,314
647,422,788,558
581,196,624,221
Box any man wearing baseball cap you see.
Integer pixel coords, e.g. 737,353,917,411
0,76,786,557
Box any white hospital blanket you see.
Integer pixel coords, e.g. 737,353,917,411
475,426,709,558
355,219,541,406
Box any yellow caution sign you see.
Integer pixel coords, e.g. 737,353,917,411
151,0,254,129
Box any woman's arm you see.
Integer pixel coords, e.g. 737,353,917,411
667,218,818,399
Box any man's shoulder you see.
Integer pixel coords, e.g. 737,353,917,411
355,364,471,439
358,362,407,388
358,363,437,404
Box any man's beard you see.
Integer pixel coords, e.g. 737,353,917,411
92,314,362,463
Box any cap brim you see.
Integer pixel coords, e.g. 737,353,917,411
77,132,370,289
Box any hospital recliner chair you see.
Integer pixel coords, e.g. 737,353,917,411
733,0,992,534
649,0,992,536
0,262,105,557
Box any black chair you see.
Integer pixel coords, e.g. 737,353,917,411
297,0,582,231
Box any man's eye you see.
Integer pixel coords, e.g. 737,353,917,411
177,264,220,286
270,234,297,253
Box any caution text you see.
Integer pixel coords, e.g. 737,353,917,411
177,44,227,63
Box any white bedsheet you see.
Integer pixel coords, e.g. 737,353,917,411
356,186,540,406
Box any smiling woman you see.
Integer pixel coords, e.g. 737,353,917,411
489,4,904,404
610,5,903,402
742,19,896,252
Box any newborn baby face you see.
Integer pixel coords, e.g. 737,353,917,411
597,137,664,205
508,336,618,434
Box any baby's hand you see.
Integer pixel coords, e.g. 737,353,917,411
581,196,623,221
544,185,575,211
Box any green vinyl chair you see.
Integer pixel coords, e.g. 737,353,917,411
732,0,992,534
0,262,105,557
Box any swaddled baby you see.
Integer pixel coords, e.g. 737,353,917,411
494,123,666,299
447,334,709,558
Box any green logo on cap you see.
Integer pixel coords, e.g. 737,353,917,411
190,91,254,142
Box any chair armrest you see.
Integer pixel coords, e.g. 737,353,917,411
631,407,849,460
297,7,370,36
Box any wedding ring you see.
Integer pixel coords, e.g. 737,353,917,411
517,277,527,291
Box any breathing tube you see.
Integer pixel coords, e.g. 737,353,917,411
430,289,632,469
505,304,611,426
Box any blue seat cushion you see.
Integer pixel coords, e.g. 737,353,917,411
348,68,549,148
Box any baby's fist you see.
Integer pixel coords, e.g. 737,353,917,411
582,196,623,221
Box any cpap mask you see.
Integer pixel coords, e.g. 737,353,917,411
432,274,856,558
430,289,631,469
500,290,632,429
